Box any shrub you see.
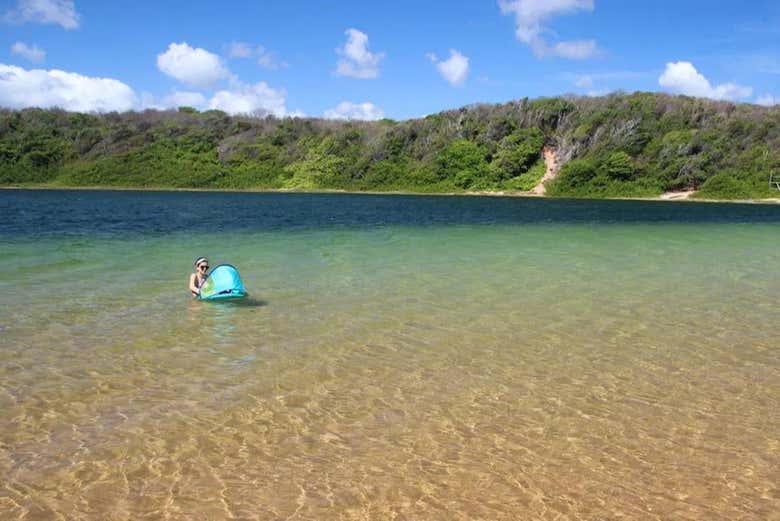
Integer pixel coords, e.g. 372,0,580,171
547,159,598,194
436,139,492,189
599,151,635,180
493,127,544,179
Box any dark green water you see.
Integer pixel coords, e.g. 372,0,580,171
1,190,779,520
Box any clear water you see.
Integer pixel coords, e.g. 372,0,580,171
1,190,779,520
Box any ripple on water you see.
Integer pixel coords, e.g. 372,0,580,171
1,193,780,519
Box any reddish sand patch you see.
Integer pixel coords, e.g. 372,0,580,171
531,147,559,195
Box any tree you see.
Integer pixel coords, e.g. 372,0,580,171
493,127,544,179
600,151,635,180
436,139,492,188
547,159,598,194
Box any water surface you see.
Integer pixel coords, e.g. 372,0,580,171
1,190,779,520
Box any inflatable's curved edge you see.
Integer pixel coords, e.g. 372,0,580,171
199,290,249,302
197,264,248,302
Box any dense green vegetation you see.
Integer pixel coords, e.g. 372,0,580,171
1,92,778,199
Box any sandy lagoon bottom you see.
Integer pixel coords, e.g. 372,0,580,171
1,215,779,519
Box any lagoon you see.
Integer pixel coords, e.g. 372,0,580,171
1,190,779,519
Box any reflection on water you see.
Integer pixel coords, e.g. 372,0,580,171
1,201,780,519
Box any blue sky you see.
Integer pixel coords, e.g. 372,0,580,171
1,0,778,120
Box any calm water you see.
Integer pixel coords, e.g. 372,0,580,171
1,190,779,520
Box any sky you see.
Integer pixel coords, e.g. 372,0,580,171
0,0,778,120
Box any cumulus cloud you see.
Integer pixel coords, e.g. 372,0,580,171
257,50,288,70
4,0,79,29
498,0,598,59
335,28,385,79
0,63,136,112
227,42,253,58
157,42,230,88
156,42,291,115
11,41,45,63
658,61,752,101
324,101,384,120
552,40,598,60
228,42,288,69
756,94,778,106
207,80,287,116
428,49,470,86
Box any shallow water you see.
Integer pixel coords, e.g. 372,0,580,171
1,190,779,520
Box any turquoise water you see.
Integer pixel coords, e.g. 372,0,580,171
1,190,779,519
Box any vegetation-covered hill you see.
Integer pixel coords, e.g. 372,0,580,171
1,92,778,199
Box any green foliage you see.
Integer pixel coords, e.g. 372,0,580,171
503,159,546,191
493,128,544,179
599,151,635,180
695,167,777,200
573,123,592,141
360,160,410,188
528,98,575,130
548,155,662,198
548,159,598,194
695,172,747,199
283,154,347,190
436,139,492,189
0,93,778,200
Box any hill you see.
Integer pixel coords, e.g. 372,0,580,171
1,92,779,199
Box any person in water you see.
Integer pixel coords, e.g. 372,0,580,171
189,257,210,296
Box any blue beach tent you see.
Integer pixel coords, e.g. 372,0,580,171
198,264,248,301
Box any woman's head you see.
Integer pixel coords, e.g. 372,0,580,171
194,257,209,272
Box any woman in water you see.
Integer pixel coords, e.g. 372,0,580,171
189,257,210,296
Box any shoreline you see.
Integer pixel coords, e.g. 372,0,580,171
2,183,779,205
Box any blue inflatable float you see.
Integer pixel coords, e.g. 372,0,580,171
198,264,248,301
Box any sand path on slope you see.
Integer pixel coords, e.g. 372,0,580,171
531,147,559,195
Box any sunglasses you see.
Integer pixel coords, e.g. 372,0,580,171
198,265,209,270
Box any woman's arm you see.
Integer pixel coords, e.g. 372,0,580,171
188,273,200,296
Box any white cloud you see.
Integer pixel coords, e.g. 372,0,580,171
335,28,385,79
156,43,291,115
11,41,45,63
208,81,287,116
658,61,753,101
157,42,230,88
257,50,288,70
227,42,253,58
228,41,288,69
0,63,136,112
552,40,598,60
756,94,778,106
324,101,384,120
286,109,307,118
4,0,79,29
498,0,598,59
429,49,470,86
